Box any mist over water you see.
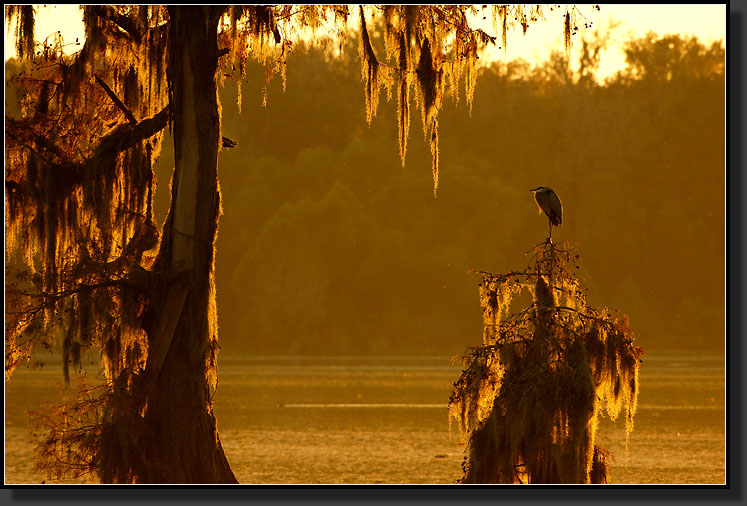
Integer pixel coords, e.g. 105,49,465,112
5,352,724,484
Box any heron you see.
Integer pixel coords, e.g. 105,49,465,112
529,186,563,242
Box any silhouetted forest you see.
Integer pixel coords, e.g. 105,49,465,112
6,31,724,357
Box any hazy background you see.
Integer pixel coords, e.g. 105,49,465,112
154,30,724,358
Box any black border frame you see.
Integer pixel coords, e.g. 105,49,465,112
2,2,741,504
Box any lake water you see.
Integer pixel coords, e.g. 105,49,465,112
4,353,725,484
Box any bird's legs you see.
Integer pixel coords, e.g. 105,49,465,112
548,221,553,244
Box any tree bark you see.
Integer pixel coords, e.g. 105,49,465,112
138,6,236,483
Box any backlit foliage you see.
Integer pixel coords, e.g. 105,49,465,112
449,242,643,483
5,6,168,384
216,5,591,195
6,5,35,60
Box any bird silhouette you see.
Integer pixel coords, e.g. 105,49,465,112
529,186,563,242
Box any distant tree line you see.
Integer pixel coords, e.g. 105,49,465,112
198,31,723,356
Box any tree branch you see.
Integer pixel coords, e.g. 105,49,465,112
88,104,170,168
7,105,169,205
93,74,138,126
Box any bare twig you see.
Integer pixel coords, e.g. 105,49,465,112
93,74,138,126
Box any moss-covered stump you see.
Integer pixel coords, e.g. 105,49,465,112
449,241,643,484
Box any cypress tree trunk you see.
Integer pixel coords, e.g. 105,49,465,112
137,6,236,483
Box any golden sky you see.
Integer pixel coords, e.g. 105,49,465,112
477,4,726,79
4,4,726,79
